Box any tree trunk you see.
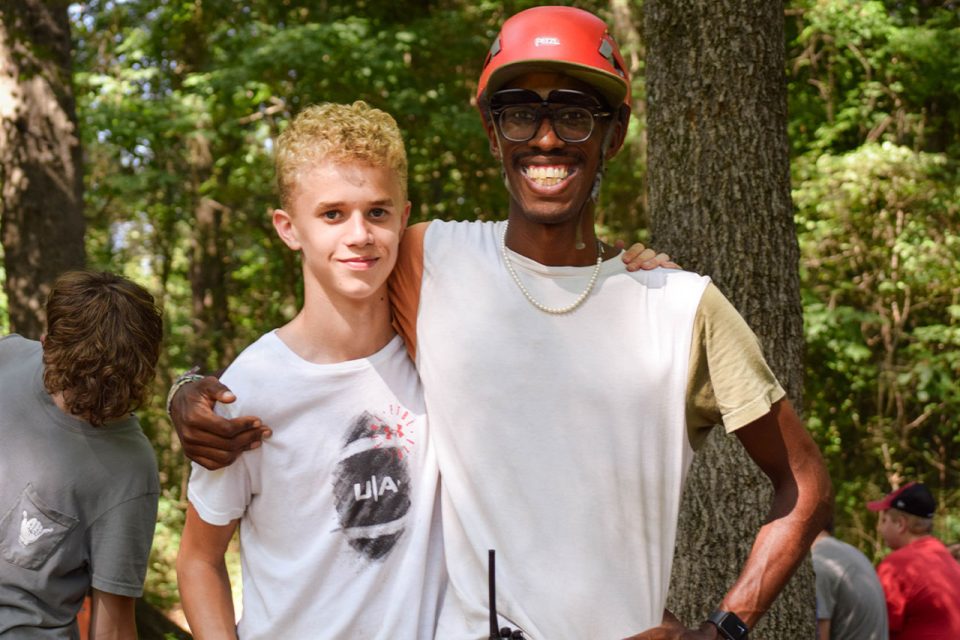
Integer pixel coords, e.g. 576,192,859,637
0,0,85,338
645,1,811,637
188,192,232,369
178,3,233,371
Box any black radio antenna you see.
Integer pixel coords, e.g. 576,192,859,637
488,549,524,639
489,549,500,639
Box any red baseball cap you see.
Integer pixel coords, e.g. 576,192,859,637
867,482,936,518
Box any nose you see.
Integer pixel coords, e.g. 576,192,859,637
529,114,565,150
345,212,373,245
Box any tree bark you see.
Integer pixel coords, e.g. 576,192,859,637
0,0,85,338
188,192,232,368
645,1,810,637
177,3,233,370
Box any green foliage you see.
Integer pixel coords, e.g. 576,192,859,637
788,0,960,157
787,0,960,551
794,141,960,548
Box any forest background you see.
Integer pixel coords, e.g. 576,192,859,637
1,0,958,623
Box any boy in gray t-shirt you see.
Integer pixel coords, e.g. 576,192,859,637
0,271,163,639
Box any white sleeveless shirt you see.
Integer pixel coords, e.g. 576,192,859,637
416,220,709,639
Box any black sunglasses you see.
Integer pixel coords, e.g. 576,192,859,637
489,89,611,144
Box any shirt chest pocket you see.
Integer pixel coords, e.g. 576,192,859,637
0,484,79,571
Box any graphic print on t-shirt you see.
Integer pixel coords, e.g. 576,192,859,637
332,408,415,560
19,511,54,546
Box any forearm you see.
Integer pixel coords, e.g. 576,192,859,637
89,590,136,640
177,505,239,640
716,399,831,628
178,555,238,640
721,432,830,625
818,618,831,639
718,515,817,625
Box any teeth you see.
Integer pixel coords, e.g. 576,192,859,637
523,165,569,185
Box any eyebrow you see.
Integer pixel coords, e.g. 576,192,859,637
313,198,397,211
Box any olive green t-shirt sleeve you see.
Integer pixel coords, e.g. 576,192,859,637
685,283,786,450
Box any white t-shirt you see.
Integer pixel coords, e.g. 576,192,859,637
389,220,784,640
188,332,445,640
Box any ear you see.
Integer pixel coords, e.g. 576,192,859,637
399,201,412,238
890,512,907,532
272,208,301,251
605,105,630,159
484,116,500,157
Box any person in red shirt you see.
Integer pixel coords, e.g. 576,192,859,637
868,482,960,639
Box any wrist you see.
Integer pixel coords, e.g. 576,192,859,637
165,366,204,418
706,610,749,640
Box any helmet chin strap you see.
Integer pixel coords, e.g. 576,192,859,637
573,198,590,250
494,134,514,196
576,122,615,250
573,166,603,251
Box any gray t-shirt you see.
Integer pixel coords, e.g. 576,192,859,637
813,534,889,640
0,335,159,638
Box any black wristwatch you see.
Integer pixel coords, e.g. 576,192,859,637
706,610,749,640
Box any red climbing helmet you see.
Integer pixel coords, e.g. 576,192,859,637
477,6,631,121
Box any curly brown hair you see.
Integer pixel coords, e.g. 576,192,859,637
42,271,163,427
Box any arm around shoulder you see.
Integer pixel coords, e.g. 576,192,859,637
389,220,431,360
169,374,270,471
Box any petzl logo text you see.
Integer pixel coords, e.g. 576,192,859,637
534,37,560,47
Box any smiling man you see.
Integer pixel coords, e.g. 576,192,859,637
171,6,830,639
387,8,830,639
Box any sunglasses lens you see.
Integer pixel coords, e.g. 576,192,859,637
499,107,539,142
498,106,595,143
553,108,594,142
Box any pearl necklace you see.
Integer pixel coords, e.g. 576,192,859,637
500,222,604,315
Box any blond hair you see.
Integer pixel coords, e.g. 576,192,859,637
43,271,163,427
275,101,408,209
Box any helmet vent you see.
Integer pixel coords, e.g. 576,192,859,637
488,36,502,59
599,38,627,78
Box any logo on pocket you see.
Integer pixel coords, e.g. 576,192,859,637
19,511,54,547
1,486,79,570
